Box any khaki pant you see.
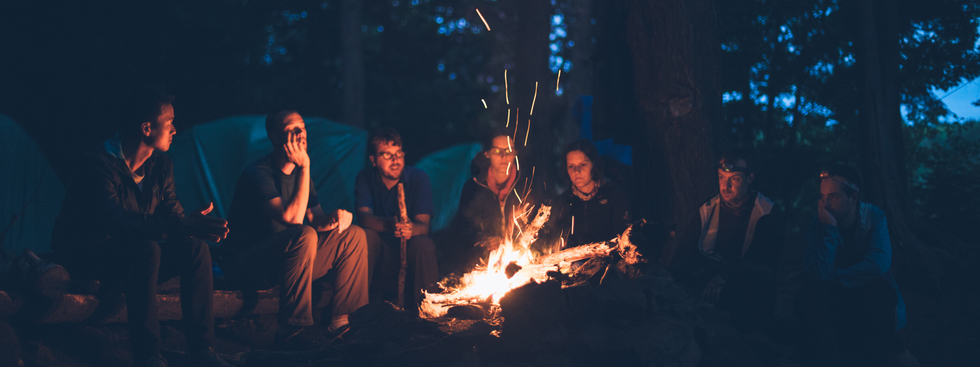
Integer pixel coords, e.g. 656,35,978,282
230,225,369,326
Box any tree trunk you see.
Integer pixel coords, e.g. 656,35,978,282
341,0,365,128
513,0,560,198
854,0,947,288
621,0,720,264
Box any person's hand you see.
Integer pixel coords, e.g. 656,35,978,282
331,209,352,233
475,237,502,252
181,202,229,242
283,131,310,168
394,221,413,239
818,198,837,226
702,275,726,304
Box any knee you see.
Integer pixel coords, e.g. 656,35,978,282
362,227,382,249
408,235,436,256
290,225,319,247
131,239,162,264
188,238,213,264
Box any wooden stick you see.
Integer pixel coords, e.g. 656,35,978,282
397,183,409,309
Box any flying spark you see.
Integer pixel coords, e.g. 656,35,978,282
482,99,487,109
504,70,509,105
513,188,523,204
475,8,491,31
506,109,511,127
530,81,538,115
515,156,521,171
524,119,531,146
571,216,575,235
556,70,561,91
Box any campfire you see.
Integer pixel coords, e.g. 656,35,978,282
421,204,643,319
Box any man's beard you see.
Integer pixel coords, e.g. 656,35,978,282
382,166,402,181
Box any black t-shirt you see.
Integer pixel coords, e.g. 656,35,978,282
714,192,755,260
225,154,319,250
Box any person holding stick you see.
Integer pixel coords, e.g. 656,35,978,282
224,110,368,347
50,87,232,367
355,127,438,314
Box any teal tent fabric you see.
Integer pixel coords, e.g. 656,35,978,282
0,114,65,255
415,143,483,231
168,116,367,235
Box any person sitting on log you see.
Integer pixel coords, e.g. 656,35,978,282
50,87,233,367
796,164,906,366
443,128,532,274
671,151,784,333
223,110,369,346
540,139,630,253
354,127,438,313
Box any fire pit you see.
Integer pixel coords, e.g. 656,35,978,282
421,204,644,319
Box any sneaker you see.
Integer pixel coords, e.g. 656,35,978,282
325,324,350,346
142,355,169,367
192,347,235,367
274,325,317,351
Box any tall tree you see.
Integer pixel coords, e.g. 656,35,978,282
603,0,721,262
342,0,365,128
853,0,948,286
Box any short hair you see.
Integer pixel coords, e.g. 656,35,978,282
718,150,754,173
369,127,403,156
482,128,515,152
265,109,299,143
561,139,604,183
120,87,174,136
823,164,863,197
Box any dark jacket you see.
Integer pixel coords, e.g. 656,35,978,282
51,138,185,252
541,181,631,250
673,192,784,281
450,160,525,248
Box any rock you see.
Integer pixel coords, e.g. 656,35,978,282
445,304,486,320
628,315,699,366
696,319,763,367
643,277,687,310
0,320,21,367
592,273,655,318
581,320,631,351
498,281,567,346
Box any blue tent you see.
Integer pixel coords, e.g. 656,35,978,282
0,114,65,255
168,116,368,226
168,115,481,237
415,143,482,231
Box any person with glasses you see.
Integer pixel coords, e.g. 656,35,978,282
539,139,630,253
224,110,369,348
796,164,906,366
354,127,438,314
444,128,531,275
671,151,784,333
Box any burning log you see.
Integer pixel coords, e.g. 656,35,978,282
421,217,646,319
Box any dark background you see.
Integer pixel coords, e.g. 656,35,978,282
1,1,978,364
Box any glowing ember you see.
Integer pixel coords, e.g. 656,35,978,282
481,99,487,109
556,70,561,91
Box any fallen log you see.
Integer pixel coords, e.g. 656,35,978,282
0,289,280,324
0,249,71,298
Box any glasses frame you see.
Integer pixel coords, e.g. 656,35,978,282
376,150,406,160
487,147,517,157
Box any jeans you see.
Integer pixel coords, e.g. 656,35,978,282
60,237,215,362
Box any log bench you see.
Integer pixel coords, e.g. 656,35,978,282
0,288,280,324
